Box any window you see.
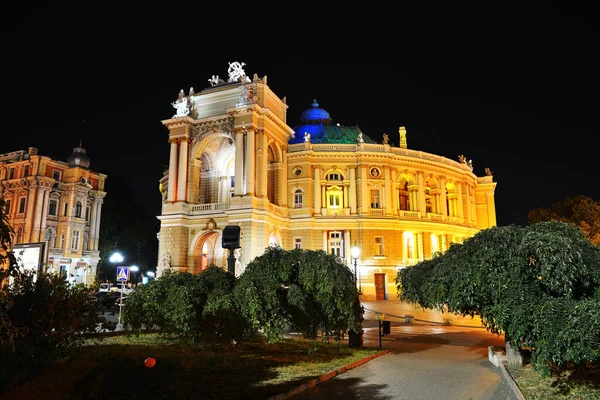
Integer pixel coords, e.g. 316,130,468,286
326,186,343,209
293,168,302,176
53,170,61,181
370,189,380,208
60,234,65,249
294,237,302,249
48,199,58,216
329,231,343,257
328,173,341,181
4,200,10,214
75,201,82,218
230,176,235,188
71,231,80,250
294,189,303,208
9,168,15,179
64,203,68,216
399,182,410,211
375,237,384,256
24,165,30,176
85,206,90,221
18,197,26,214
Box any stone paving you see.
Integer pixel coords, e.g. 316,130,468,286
286,301,522,400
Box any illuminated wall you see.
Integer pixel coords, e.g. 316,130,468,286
157,66,497,301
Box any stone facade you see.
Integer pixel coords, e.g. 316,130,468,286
0,146,107,286
157,65,497,300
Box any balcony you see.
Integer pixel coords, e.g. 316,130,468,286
189,202,230,215
321,208,350,217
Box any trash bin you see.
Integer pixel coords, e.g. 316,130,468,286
382,320,391,335
348,329,364,348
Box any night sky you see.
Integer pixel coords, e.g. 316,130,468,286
2,3,599,228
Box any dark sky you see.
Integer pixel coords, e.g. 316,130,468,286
2,3,599,227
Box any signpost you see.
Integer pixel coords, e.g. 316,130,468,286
116,266,130,324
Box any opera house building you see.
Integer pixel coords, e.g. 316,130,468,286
157,62,497,301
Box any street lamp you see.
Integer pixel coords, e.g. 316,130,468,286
109,252,124,264
351,244,361,293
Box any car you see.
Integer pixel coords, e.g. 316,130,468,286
110,283,134,296
98,283,113,292
95,291,122,309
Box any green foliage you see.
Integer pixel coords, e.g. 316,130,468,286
124,266,246,341
96,173,158,281
396,221,600,376
233,247,364,343
528,195,600,245
0,270,108,393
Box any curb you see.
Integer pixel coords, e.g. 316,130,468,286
499,362,526,400
269,349,390,400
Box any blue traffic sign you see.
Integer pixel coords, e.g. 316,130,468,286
117,266,130,282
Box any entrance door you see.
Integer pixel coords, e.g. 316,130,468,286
375,273,386,300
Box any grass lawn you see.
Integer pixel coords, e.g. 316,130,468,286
2,333,382,400
507,357,600,400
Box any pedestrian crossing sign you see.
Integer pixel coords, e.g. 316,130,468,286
117,266,130,282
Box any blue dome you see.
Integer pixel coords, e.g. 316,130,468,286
299,99,332,124
290,99,375,145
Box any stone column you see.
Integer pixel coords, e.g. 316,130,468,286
344,230,350,264
177,139,188,202
245,129,255,196
417,172,426,216
408,186,418,212
234,132,244,196
391,170,398,215
219,176,228,203
39,187,50,238
456,181,464,222
32,185,45,242
88,199,97,251
349,166,357,214
343,184,349,209
439,176,448,217
281,149,288,207
359,165,369,214
313,165,321,214
384,166,392,215
167,141,178,202
322,230,328,252
94,200,103,250
417,232,424,260
25,182,38,243
257,131,268,198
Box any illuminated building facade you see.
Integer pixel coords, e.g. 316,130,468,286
157,63,497,300
0,146,107,286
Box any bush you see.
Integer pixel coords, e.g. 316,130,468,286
124,266,247,342
0,270,108,393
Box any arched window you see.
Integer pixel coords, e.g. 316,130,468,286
75,201,83,218
399,181,410,211
294,189,303,208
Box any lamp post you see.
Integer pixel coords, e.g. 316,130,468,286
351,244,361,294
109,252,125,327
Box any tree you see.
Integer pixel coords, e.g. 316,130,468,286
396,221,600,376
528,195,600,245
233,247,364,343
97,173,159,281
1,199,109,393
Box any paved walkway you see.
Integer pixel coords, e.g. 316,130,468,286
288,301,522,400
